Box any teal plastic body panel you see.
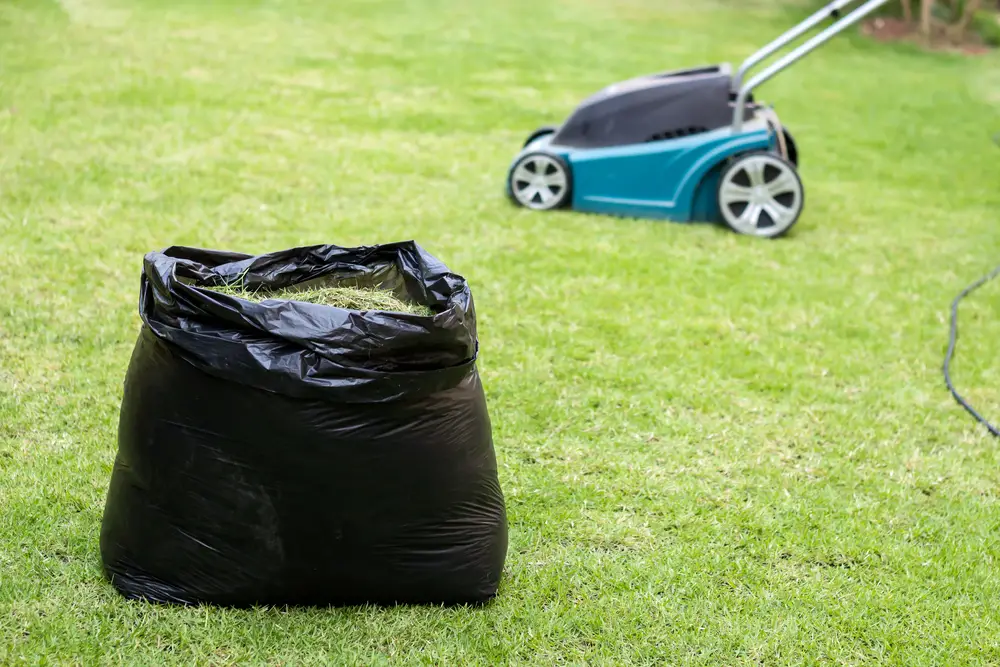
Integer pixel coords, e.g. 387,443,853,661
509,124,776,223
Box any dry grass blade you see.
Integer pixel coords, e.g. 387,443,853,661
204,283,433,316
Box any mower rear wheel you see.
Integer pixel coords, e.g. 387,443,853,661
508,152,572,211
717,152,803,239
781,128,798,166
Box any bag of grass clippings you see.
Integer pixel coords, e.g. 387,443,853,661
99,242,507,607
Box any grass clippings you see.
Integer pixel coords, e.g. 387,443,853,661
205,283,433,316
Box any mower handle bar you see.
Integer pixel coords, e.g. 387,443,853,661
731,0,891,133
731,0,857,92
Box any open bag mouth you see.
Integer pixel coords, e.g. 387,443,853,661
139,241,481,401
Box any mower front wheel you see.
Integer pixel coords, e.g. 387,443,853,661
507,152,572,211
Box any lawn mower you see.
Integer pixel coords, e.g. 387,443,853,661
504,0,891,238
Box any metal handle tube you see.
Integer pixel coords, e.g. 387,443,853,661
732,0,857,92
732,0,891,132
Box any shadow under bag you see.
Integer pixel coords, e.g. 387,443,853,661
100,241,508,607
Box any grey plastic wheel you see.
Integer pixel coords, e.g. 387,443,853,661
717,152,804,238
508,152,572,211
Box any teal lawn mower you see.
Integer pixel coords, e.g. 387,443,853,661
504,0,891,238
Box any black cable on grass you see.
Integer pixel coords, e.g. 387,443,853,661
944,263,1000,438
942,131,1000,437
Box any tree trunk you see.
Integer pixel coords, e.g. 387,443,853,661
948,0,982,41
901,0,913,23
919,0,934,36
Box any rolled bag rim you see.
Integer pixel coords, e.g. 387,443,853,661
138,241,480,403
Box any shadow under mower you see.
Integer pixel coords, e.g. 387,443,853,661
504,0,891,239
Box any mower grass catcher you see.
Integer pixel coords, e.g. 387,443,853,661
99,242,507,607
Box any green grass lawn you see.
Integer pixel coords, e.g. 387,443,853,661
3,0,1000,663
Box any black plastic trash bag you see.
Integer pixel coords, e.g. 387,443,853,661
99,242,507,607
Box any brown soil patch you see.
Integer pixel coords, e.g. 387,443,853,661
861,16,993,55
